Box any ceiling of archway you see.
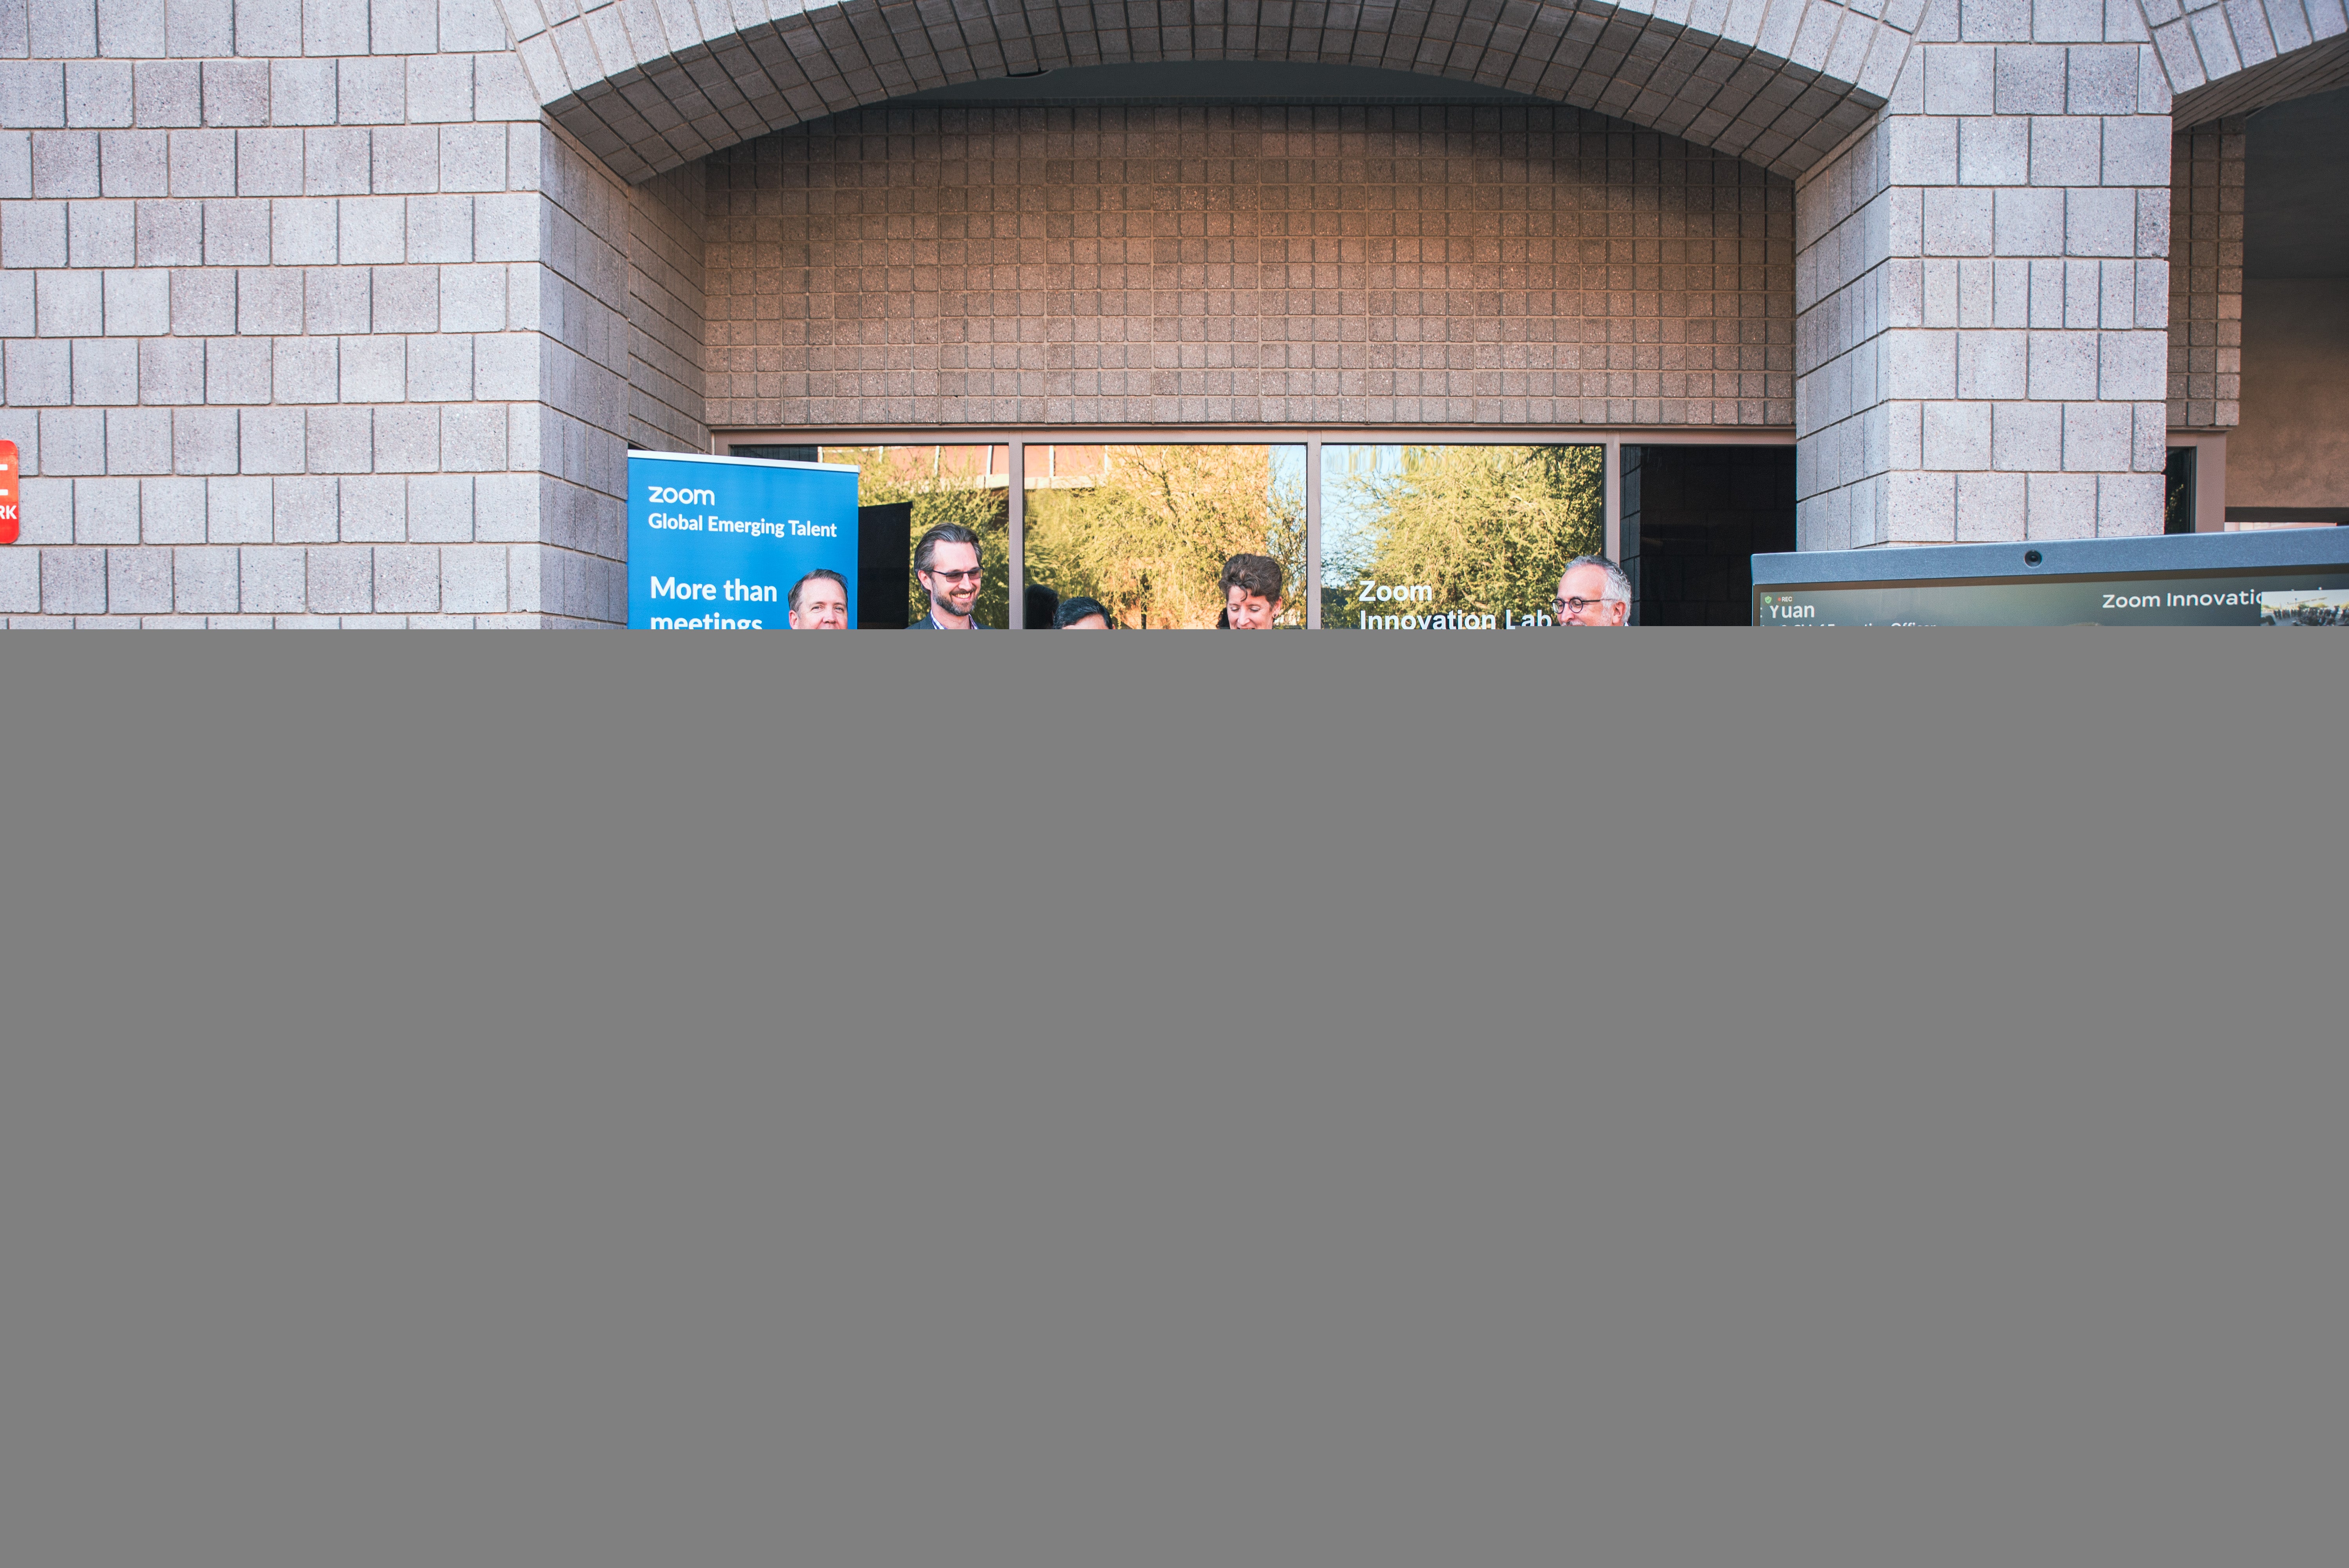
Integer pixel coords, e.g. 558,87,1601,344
502,0,1920,182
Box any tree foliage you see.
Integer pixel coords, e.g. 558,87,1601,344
1325,445,1604,626
1023,446,1307,628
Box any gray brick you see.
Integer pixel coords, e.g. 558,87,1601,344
305,266,369,333
473,330,538,399
376,0,440,52
302,0,369,53
109,547,174,613
272,59,339,127
68,202,135,267
204,474,270,539
138,336,204,403
2136,187,2167,259
307,544,372,612
1886,116,1959,185
372,403,438,470
405,55,472,126
371,263,437,330
40,409,106,475
441,542,507,608
2028,329,2100,398
238,546,307,612
76,475,142,542
35,131,101,198
43,547,110,616
374,544,440,610
1923,187,1993,255
2102,115,2168,185
2098,471,2162,534
201,61,269,129
305,405,372,473
1963,0,2034,38
407,473,473,541
16,478,74,543
1993,400,2063,468
38,270,104,337
373,124,439,195
238,405,304,473
1956,470,2028,540
304,127,371,195
338,59,405,127
1882,470,1957,542
100,0,168,56
210,340,273,408
0,265,28,333
168,266,234,333
2065,187,2133,255
272,474,337,540
2064,258,2099,327
104,265,170,333
1922,400,1992,468
236,128,303,200
2061,401,2131,470
173,407,239,474
133,61,201,126
0,132,29,200
407,194,473,262
232,0,301,55
472,191,537,261
438,125,509,197
1993,45,2066,112
2027,472,2099,538
106,406,172,473
1924,45,1994,113
203,198,270,265
339,473,406,540
134,198,201,265
340,197,406,264
215,269,297,344
272,334,336,402
74,337,139,403
140,474,207,542
2100,330,2166,398
438,263,505,331
174,545,239,611
2034,0,2104,40
7,340,73,406
441,0,508,52
3,63,70,131
101,129,168,196
270,195,337,265
440,402,504,470
169,128,234,196
67,62,135,130
407,333,472,401
1994,186,2065,254
165,0,234,57
1959,116,2028,184
339,334,405,401
476,56,536,123
4,202,69,268
0,548,38,613
2067,45,2140,112
2029,116,2099,185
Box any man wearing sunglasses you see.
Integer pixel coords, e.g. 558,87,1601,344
911,523,991,628
1553,556,1632,626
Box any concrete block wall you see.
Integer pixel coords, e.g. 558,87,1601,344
1796,0,2178,547
2167,116,2242,428
626,158,706,453
0,0,636,624
703,104,1796,431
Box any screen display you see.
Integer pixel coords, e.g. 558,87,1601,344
1757,570,2349,626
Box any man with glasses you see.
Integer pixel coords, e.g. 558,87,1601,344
1553,556,1632,626
911,524,991,628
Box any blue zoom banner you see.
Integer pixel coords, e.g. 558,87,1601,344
628,452,861,629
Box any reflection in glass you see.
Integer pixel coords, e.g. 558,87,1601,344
819,445,1013,628
1023,446,1308,628
1320,445,1604,628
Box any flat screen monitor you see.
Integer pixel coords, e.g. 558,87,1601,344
1751,530,2349,626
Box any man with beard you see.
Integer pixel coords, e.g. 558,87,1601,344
911,524,991,628
787,569,849,628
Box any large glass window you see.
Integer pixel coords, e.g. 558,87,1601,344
1319,445,1604,629
1022,446,1308,628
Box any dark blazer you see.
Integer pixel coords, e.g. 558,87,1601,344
911,610,990,628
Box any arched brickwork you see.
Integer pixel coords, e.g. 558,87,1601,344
498,0,1922,182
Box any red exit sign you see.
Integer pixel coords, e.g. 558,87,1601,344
0,439,18,545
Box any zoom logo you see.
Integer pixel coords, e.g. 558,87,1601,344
0,440,19,545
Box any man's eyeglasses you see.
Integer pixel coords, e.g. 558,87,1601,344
924,567,983,584
1553,596,1621,615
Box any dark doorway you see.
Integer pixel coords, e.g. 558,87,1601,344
1620,445,1796,625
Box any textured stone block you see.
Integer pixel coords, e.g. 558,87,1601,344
16,478,75,543
204,473,271,540
2,63,69,131
4,201,70,268
140,474,207,542
473,191,539,261
2027,328,2101,397
406,333,473,401
238,405,304,473
1956,469,2029,538
239,545,307,612
2101,115,2168,185
67,62,136,130
108,547,175,613
137,338,204,404
1924,187,1994,254
2029,115,2099,185
1993,186,2065,254
7,340,74,406
440,402,505,470
407,473,473,541
473,331,537,399
374,544,441,611
2099,329,2166,398
101,129,169,196
372,403,439,470
174,545,240,611
338,58,406,127
43,547,110,615
201,60,268,129
2061,400,2132,469
1924,44,1996,112
35,131,102,198
2025,471,2099,537
106,406,173,473
168,266,234,335
439,124,506,194
306,544,373,612
235,265,302,334
202,196,269,264
2066,187,2135,255
339,473,406,540
271,473,337,540
340,196,406,265
173,406,239,473
1959,115,2028,184
371,264,438,331
236,126,304,197
0,132,29,200
271,334,336,402
439,541,506,609
39,270,105,337
169,128,234,196
405,54,471,124
271,195,338,265
135,197,200,265
1923,400,1993,468
102,265,170,335
373,124,440,195
305,405,373,473
302,0,369,56
407,194,473,262
68,201,136,267
272,59,339,128
134,61,201,126
74,337,140,402
2097,470,2162,534
438,263,505,332
164,0,236,59
1992,399,2064,468
305,266,370,333
77,475,144,543
0,547,38,612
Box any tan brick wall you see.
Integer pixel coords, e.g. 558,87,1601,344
702,105,1795,431
2169,119,2244,431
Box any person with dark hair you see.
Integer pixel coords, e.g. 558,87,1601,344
1220,553,1285,628
1025,582,1061,630
912,522,988,628
1055,596,1112,629
787,568,849,628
